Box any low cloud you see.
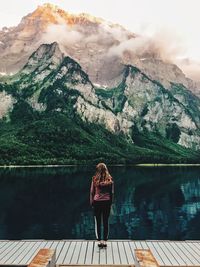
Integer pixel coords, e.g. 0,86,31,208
41,24,83,47
107,28,186,62
177,58,200,82
40,22,199,82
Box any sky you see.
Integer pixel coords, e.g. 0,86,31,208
0,0,200,63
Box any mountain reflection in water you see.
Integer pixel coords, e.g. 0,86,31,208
0,166,199,240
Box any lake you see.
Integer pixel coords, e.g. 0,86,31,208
0,165,199,240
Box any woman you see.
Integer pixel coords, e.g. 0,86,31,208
90,163,114,248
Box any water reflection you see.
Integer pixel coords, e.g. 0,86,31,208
0,166,199,240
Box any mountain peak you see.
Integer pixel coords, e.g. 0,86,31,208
20,3,60,27
20,42,64,77
0,3,199,93
29,41,63,61
27,3,103,26
39,3,60,11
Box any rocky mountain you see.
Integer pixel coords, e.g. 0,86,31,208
0,41,200,165
0,3,198,95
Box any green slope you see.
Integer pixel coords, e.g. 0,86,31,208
0,111,199,165
1,44,200,165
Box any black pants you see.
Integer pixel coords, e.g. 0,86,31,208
93,200,111,241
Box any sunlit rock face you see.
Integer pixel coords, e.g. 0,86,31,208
0,91,15,120
1,42,200,151
0,3,128,87
0,3,199,95
21,42,64,76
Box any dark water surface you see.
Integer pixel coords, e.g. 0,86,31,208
0,165,200,240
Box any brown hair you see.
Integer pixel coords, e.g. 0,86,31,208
93,162,113,186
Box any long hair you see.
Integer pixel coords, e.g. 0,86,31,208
93,163,113,186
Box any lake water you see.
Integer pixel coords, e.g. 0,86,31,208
0,165,200,240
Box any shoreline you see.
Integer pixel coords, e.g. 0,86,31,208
0,163,200,168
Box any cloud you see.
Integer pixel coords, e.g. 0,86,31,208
107,36,151,58
41,20,133,49
107,27,186,62
177,58,200,82
40,22,200,82
101,22,133,42
41,24,83,48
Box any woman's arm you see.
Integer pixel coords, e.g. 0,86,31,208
90,180,95,206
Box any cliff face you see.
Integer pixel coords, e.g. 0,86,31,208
1,42,200,152
0,3,199,95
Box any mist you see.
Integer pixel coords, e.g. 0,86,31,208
40,22,200,82
177,59,200,82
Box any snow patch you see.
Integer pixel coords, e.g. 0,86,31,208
0,72,7,76
93,83,108,89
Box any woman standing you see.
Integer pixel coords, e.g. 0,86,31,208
90,163,114,248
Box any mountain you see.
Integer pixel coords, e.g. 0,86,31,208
0,42,200,164
0,3,199,95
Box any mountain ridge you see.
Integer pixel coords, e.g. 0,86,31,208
0,41,200,162
0,3,199,96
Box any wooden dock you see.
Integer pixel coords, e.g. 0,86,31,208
0,240,199,266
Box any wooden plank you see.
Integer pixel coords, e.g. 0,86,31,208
64,241,77,264
118,241,128,264
180,242,200,265
157,241,179,266
12,241,39,265
164,241,185,266
175,242,198,266
0,241,9,250
0,242,13,259
112,241,121,264
123,242,134,264
56,241,71,264
182,241,200,265
185,242,200,263
19,240,45,245
134,241,142,249
70,241,82,264
0,241,20,262
5,241,28,264
92,241,100,264
145,242,164,266
49,241,60,250
0,241,15,262
1,239,200,267
54,241,65,262
169,241,194,266
3,241,26,264
153,242,173,266
77,241,87,264
106,241,114,264
85,241,94,264
27,248,56,267
191,242,200,254
99,244,106,265
134,249,160,267
139,241,149,249
44,241,54,248
50,240,60,264
22,241,49,265
128,241,137,261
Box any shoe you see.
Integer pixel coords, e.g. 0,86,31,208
98,242,103,248
102,242,107,248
